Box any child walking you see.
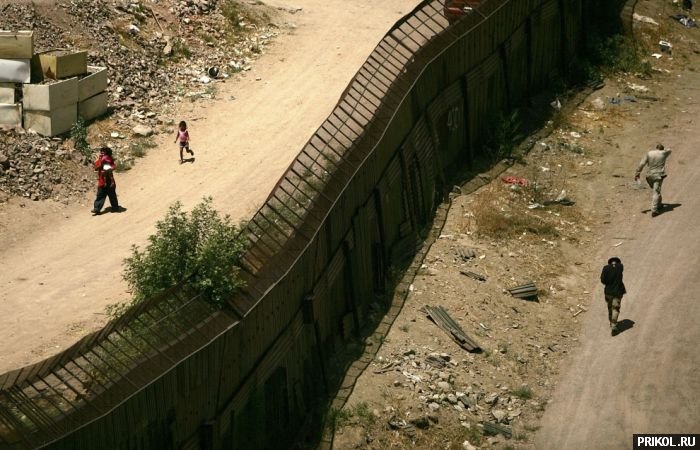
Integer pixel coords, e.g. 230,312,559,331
174,120,194,163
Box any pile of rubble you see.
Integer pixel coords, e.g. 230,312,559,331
371,347,535,438
0,130,91,202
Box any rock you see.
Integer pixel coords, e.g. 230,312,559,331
462,441,477,450
409,416,430,429
491,409,507,422
591,97,606,110
428,402,440,411
447,394,458,405
0,152,9,170
132,125,154,137
484,393,499,405
437,381,451,392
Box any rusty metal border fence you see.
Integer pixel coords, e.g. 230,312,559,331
0,0,625,447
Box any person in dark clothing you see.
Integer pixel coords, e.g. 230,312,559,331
600,257,626,336
91,147,120,215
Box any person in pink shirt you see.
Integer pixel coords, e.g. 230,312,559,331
174,120,194,164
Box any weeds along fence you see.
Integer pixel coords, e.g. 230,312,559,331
0,0,629,448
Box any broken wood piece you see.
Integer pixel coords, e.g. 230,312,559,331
420,305,482,353
507,282,538,299
573,309,585,317
460,270,486,281
483,421,513,438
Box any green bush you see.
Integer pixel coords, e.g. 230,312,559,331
122,197,248,309
71,117,91,160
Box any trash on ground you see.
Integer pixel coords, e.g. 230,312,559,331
610,95,638,104
659,40,673,53
457,247,477,261
652,53,663,59
420,305,482,353
483,421,513,438
460,270,487,282
627,83,649,93
633,13,659,25
550,98,561,110
543,190,576,206
671,14,697,27
528,203,545,209
507,282,538,300
502,175,529,186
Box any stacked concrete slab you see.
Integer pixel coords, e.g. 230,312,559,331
1,30,109,136
0,31,32,127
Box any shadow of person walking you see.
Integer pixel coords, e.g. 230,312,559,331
612,319,635,336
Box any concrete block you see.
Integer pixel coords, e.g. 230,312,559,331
0,58,30,83
22,77,78,111
0,31,34,59
32,51,87,81
24,103,77,136
78,91,108,121
78,66,107,102
0,103,22,127
0,82,15,103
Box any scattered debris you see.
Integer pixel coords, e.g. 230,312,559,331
543,190,576,206
507,282,538,300
659,40,673,53
502,175,529,187
633,13,659,25
460,270,487,282
457,247,477,261
627,83,649,93
421,305,482,353
671,14,697,27
652,53,663,59
482,421,513,439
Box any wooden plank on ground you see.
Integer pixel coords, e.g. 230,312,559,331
420,305,482,353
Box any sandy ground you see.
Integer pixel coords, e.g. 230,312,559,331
534,70,700,449
0,0,417,374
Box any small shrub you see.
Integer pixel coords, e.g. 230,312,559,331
71,117,91,160
471,188,559,238
511,386,534,400
589,35,652,77
484,111,523,162
122,197,248,309
172,38,191,59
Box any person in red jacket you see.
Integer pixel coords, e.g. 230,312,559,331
91,147,120,215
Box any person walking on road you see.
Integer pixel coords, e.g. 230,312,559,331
91,147,120,215
174,120,194,164
635,143,672,217
600,257,627,336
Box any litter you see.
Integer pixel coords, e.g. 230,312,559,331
502,175,529,187
483,422,513,438
633,13,659,25
627,83,649,93
610,95,638,104
671,14,697,27
507,282,538,299
460,270,487,282
457,247,477,261
651,53,663,59
659,40,673,53
550,98,561,110
570,131,581,138
420,305,482,353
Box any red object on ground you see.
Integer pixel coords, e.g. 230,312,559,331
502,175,529,187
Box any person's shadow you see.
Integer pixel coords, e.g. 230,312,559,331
107,206,127,213
612,319,635,336
182,157,196,164
642,203,682,216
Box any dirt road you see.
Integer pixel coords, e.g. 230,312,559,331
0,0,416,373
535,69,700,448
